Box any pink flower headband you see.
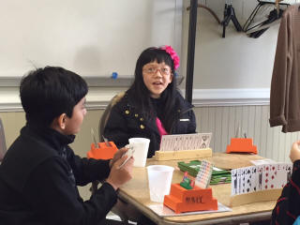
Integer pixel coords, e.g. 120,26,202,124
160,45,180,70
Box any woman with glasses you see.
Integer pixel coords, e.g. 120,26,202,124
103,46,196,158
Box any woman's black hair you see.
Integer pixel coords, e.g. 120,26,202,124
20,66,88,127
128,47,178,133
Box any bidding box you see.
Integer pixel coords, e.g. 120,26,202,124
226,138,257,154
164,183,218,214
87,142,118,160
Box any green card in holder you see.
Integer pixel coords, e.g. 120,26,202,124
178,160,231,185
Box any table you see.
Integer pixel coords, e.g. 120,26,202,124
118,153,278,225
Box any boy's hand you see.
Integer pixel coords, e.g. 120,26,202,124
106,155,134,190
290,140,300,163
109,147,128,168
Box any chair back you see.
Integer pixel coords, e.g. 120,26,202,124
99,92,125,142
0,118,7,161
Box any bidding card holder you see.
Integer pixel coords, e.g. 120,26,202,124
164,183,218,214
87,141,118,160
226,138,257,154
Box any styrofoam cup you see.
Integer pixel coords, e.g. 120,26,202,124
128,138,150,167
147,165,174,203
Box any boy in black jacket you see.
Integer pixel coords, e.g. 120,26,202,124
0,66,134,225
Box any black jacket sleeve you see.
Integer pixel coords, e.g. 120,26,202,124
172,92,197,134
66,146,111,185
103,102,131,149
172,110,196,134
23,156,117,225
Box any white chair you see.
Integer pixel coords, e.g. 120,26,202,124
0,118,7,162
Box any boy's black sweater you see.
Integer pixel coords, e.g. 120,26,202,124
0,124,117,225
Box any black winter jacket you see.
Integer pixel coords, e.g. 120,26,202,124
104,91,196,158
0,124,117,225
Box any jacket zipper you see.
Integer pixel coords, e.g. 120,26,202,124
170,106,194,133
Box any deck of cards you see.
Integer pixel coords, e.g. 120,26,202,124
159,133,212,151
231,163,292,196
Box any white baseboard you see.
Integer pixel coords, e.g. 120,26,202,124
190,88,270,106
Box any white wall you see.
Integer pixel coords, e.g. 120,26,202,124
181,0,285,89
0,0,182,78
1,0,299,90
1,0,296,110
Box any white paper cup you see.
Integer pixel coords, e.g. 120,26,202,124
128,138,150,167
147,165,174,203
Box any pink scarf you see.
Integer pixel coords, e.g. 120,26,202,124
156,117,168,137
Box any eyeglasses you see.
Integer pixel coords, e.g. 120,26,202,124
143,66,171,76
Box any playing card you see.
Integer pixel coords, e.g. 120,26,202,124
195,160,213,189
231,168,238,196
159,133,212,151
250,159,277,166
237,168,242,195
256,165,264,191
194,135,201,149
240,167,247,194
199,133,212,149
231,162,293,195
262,164,270,190
189,135,196,150
251,166,257,192
181,136,187,151
243,166,256,193
276,163,291,188
263,164,278,190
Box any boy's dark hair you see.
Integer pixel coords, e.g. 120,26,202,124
128,47,178,133
20,66,88,127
